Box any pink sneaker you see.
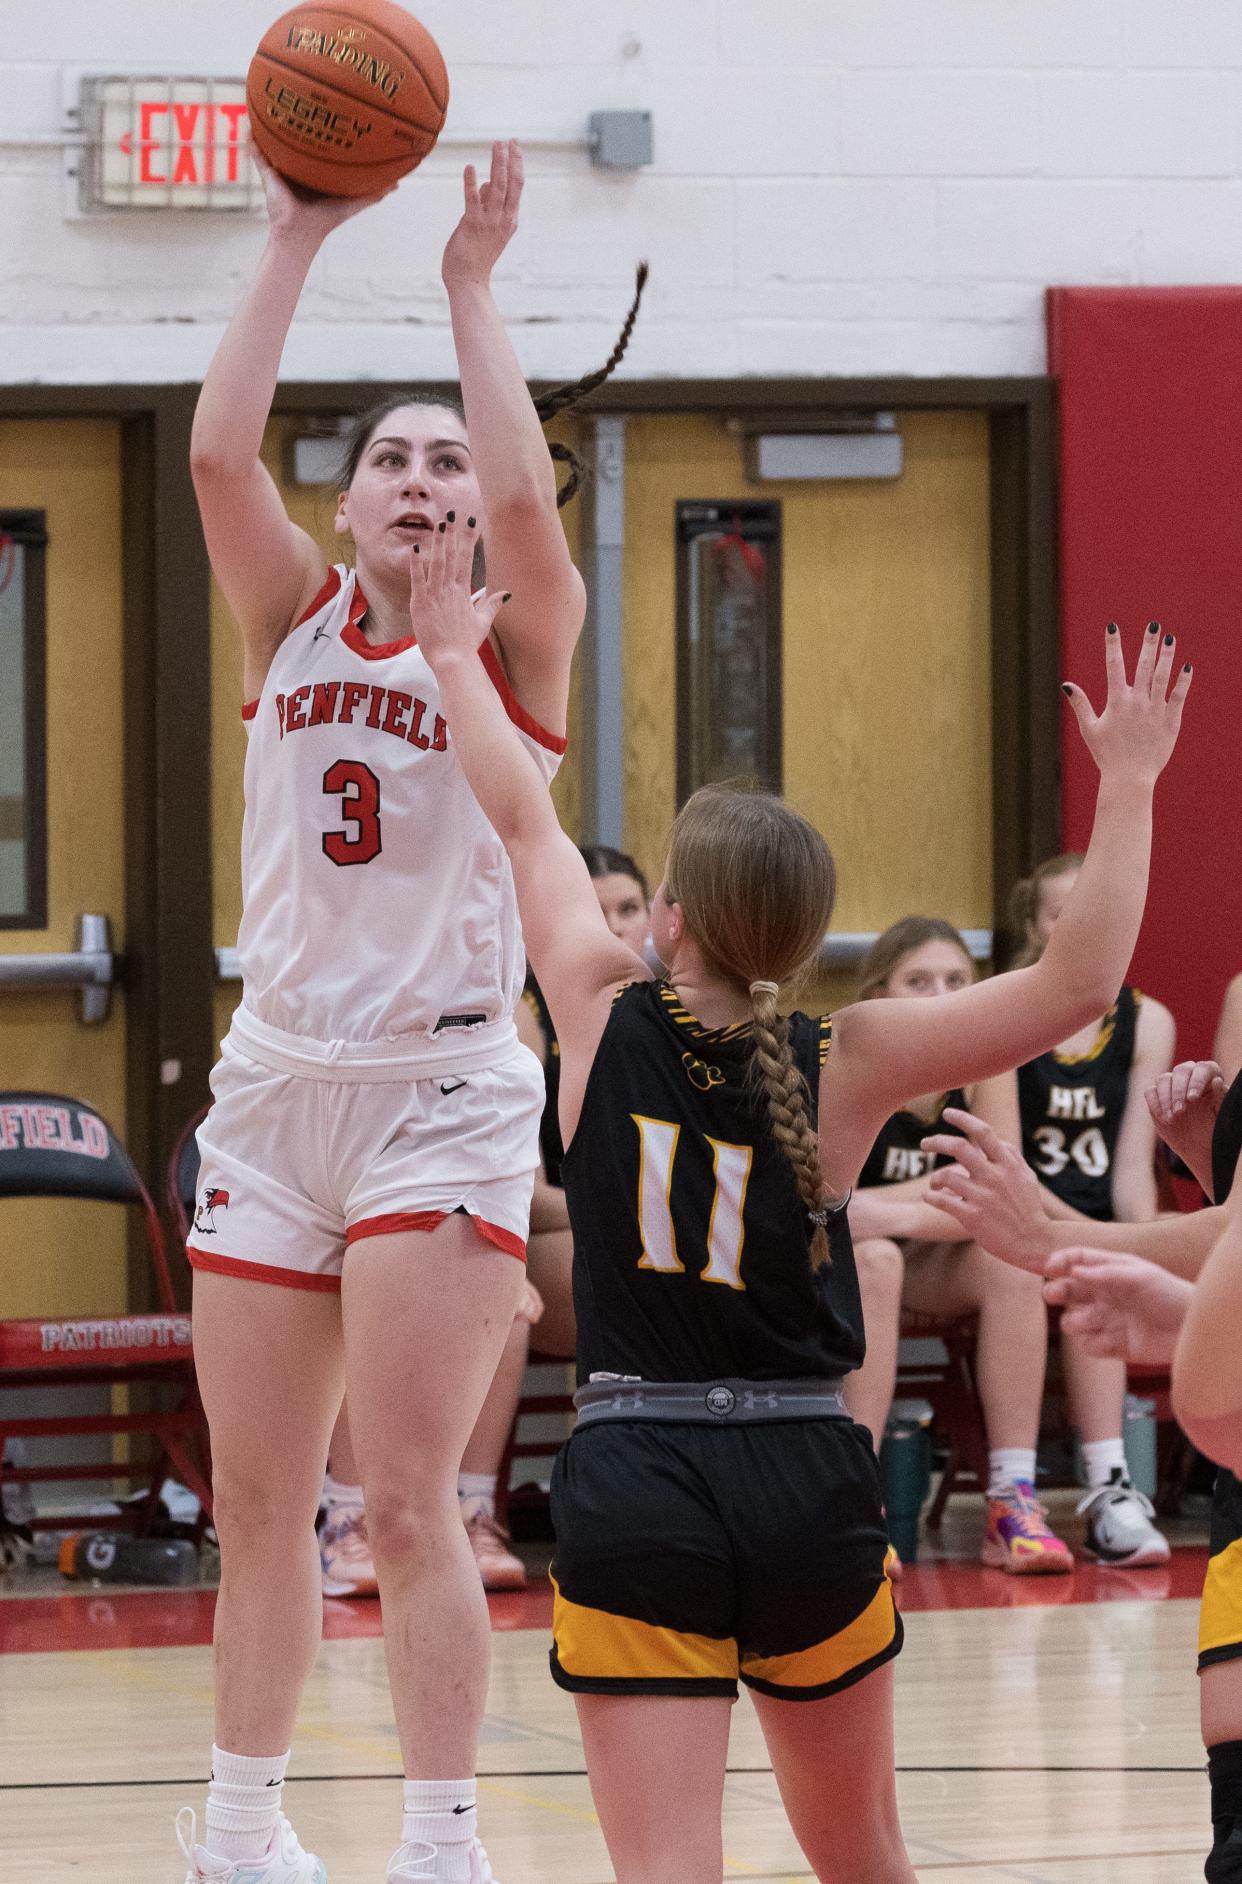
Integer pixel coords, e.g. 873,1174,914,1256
463,1508,526,1592
982,1481,1074,1575
319,1504,378,1597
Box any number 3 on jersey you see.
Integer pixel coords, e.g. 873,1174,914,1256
633,1114,753,1291
322,760,381,866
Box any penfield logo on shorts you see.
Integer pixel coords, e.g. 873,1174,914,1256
193,1188,230,1236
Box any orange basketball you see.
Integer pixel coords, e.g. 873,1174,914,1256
247,1,448,197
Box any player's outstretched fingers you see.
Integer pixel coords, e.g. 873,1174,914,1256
1133,616,1162,695
1152,627,1177,702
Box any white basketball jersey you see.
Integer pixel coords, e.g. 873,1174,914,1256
234,565,564,1046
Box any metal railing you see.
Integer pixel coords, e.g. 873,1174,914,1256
0,914,117,1023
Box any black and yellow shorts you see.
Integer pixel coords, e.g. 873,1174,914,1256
549,1415,901,1701
1201,1469,1242,1673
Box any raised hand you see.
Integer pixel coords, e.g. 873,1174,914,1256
1043,1248,1192,1366
922,1108,1052,1274
442,139,524,288
252,143,395,247
1061,621,1191,787
1146,1059,1225,1195
409,513,508,664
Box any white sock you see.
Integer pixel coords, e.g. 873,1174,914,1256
205,1745,289,1862
1082,1437,1128,1490
988,1448,1037,1495
401,1777,477,1871
457,1473,496,1522
323,1475,364,1512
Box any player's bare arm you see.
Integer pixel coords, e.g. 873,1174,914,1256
414,516,646,1138
442,140,586,732
1173,1180,1242,1472
190,152,391,697
820,624,1191,1196
923,1106,1222,1279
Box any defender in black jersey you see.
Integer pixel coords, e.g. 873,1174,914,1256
1018,986,1141,1220
858,1090,968,1189
418,569,1187,1883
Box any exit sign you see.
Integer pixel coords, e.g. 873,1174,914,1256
78,76,262,211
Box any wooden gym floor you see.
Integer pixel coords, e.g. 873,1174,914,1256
0,1497,1220,1882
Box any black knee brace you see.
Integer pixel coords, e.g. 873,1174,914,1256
1207,1742,1242,1881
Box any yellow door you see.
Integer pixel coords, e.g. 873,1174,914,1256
0,420,128,1320
622,411,993,1007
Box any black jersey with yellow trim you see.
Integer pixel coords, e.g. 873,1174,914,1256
560,980,862,1387
858,1089,969,1190
522,976,563,1189
1197,1067,1242,1674
1017,985,1139,1221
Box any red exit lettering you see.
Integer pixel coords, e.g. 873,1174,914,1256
123,101,249,187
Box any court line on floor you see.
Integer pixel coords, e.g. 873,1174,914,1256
0,1762,1208,1792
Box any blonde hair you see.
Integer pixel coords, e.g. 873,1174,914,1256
663,785,837,1267
857,916,976,1002
1008,852,1084,969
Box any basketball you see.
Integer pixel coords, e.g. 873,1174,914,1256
247,1,448,197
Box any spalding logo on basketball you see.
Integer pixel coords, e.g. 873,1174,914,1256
247,1,449,197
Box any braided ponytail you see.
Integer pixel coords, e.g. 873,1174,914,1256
534,263,649,507
749,979,833,1270
663,785,838,1272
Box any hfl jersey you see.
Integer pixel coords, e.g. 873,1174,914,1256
236,566,564,1046
1212,1067,1242,1207
1017,985,1139,1220
858,1090,968,1189
560,981,864,1386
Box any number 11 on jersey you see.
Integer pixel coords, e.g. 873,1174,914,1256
632,1114,753,1291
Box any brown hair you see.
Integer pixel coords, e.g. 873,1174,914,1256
1008,852,1084,969
337,264,648,508
663,785,837,1267
579,843,649,902
857,916,976,1002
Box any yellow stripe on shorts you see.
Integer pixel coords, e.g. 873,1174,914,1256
741,1577,897,1692
550,1574,739,1684
1200,1536,1242,1659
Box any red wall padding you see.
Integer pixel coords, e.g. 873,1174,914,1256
1047,287,1242,1061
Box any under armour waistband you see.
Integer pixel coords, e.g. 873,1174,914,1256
573,1376,849,1426
229,1003,520,1082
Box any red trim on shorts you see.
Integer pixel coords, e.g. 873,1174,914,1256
241,700,258,721
345,1210,527,1262
186,1245,341,1293
477,640,567,755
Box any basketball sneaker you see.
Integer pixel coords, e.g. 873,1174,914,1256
385,1837,500,1882
463,1508,526,1592
320,1504,378,1598
982,1481,1074,1575
1077,1469,1171,1567
176,1808,326,1883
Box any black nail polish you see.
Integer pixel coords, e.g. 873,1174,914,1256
1107,622,1118,634
447,510,456,522
1061,682,1073,696
467,516,476,528
1184,662,1192,673
412,543,420,554
502,591,512,602
1164,633,1174,645
438,520,446,533
1148,620,1160,634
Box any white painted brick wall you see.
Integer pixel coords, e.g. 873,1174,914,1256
2,0,1242,384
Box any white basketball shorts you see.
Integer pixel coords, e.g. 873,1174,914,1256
185,1009,545,1292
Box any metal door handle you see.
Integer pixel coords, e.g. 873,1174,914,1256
0,913,117,1023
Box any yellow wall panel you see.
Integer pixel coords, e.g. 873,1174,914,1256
0,420,127,1318
622,412,993,1003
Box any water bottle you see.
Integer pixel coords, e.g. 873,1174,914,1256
1123,1394,1159,1501
58,1532,199,1586
880,1400,933,1565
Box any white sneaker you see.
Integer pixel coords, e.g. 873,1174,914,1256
1077,1469,1171,1567
320,1504,379,1598
176,1808,327,1883
385,1838,499,1883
